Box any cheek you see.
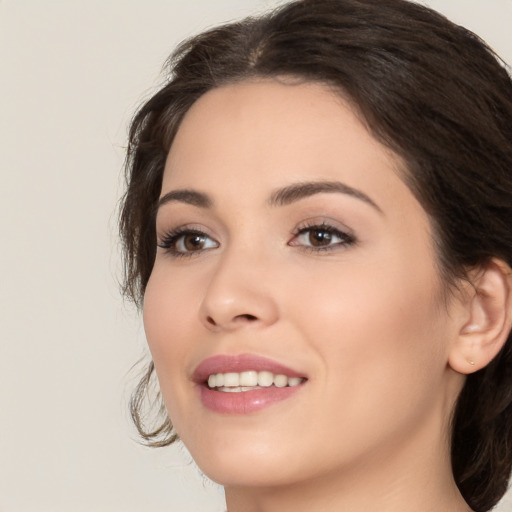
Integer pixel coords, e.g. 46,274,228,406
290,255,448,419
293,254,443,345
142,266,201,407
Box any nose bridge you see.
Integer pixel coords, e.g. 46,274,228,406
199,239,279,331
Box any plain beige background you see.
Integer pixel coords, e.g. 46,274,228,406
1,1,511,511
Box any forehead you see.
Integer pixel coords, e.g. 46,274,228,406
162,79,413,214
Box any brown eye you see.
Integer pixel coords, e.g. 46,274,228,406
158,229,219,256
182,233,207,251
308,228,333,247
290,224,355,252
175,232,218,253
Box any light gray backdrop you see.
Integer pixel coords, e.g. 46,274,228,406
1,1,511,511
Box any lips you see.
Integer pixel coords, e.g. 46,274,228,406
193,354,307,414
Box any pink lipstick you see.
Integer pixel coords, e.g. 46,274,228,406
193,354,307,414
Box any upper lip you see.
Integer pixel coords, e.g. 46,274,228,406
192,353,306,384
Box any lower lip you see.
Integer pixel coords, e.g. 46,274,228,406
199,385,303,414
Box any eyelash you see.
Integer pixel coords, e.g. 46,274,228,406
289,222,356,253
157,222,356,258
157,226,218,258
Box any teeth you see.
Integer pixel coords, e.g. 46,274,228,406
207,371,305,390
223,372,239,387
239,371,258,386
258,371,273,387
274,374,288,388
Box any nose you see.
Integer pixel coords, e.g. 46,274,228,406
199,250,279,332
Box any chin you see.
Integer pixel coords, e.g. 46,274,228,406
182,435,310,488
200,460,305,489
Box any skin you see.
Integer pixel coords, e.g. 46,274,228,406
143,79,474,512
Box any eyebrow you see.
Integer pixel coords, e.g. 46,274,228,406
268,180,382,213
157,180,382,214
157,189,213,209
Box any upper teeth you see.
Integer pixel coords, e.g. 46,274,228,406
207,371,303,389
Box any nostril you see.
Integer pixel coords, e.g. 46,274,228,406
204,313,258,328
238,314,257,321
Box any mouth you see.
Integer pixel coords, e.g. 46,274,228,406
193,354,308,414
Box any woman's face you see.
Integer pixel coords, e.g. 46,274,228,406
143,79,465,487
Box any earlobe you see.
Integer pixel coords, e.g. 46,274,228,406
449,258,512,375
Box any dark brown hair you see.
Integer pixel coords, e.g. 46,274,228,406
119,1,512,510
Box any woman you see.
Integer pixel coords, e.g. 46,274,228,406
119,0,512,511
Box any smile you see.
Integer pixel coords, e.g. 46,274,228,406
194,354,307,413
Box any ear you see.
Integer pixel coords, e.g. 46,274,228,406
449,258,512,375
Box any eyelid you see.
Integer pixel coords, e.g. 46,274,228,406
157,224,220,258
290,217,355,237
288,219,356,251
